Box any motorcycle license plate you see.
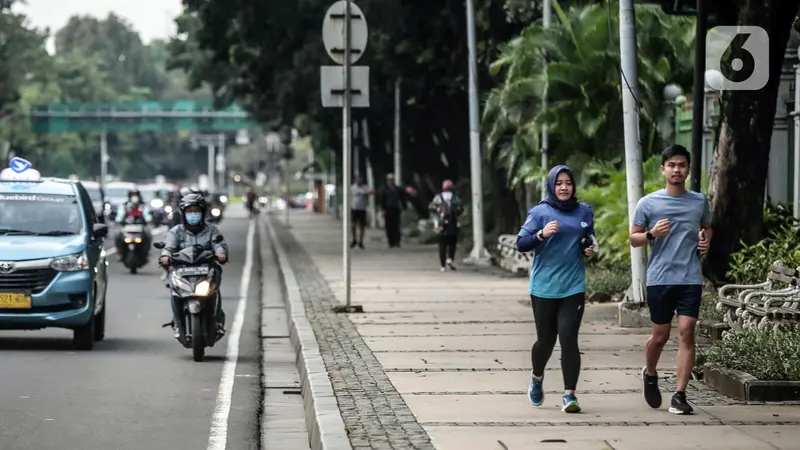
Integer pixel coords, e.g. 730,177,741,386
128,244,135,250
175,266,210,276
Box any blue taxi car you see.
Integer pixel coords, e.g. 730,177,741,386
0,158,109,350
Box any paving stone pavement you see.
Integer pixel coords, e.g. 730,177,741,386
271,209,800,449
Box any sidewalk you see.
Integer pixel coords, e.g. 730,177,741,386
266,209,800,449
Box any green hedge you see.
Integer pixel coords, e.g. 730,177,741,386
704,329,800,381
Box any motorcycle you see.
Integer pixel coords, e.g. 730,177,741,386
155,235,225,362
120,223,149,274
164,204,182,228
207,205,223,224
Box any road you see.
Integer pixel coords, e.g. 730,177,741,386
0,210,263,450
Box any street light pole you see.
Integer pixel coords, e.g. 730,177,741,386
619,0,647,310
464,0,489,265
541,0,551,201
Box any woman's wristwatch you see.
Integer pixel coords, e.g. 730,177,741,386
645,230,655,242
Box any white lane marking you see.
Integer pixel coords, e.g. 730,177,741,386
103,226,166,256
207,219,253,450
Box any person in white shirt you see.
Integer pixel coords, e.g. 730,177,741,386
350,175,374,249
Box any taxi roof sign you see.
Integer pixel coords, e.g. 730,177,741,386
0,157,41,181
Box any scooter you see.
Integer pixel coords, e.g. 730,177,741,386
155,235,226,362
120,223,149,274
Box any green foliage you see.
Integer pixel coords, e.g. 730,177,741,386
580,155,664,265
726,221,800,285
483,0,695,189
586,262,630,295
705,329,800,381
0,11,215,181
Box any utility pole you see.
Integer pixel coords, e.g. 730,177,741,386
394,78,402,184
540,0,551,200
100,131,108,192
464,0,489,264
619,0,647,308
690,0,706,192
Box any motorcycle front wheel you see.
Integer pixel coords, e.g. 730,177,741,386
191,314,204,361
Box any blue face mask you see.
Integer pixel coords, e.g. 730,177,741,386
185,212,202,225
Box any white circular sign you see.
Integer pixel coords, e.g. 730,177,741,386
322,1,368,65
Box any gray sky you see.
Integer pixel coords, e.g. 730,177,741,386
14,0,183,52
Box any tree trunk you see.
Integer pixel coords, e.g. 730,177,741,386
706,1,800,282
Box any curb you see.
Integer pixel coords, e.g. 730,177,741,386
261,215,352,450
704,366,800,402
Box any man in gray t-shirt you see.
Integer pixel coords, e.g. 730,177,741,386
630,144,712,416
350,175,374,249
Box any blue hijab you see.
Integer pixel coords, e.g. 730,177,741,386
540,165,579,212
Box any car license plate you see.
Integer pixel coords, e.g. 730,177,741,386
175,266,209,276
0,293,31,309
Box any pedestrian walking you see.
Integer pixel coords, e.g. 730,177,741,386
350,175,374,249
429,179,463,271
378,173,415,248
630,144,711,415
516,165,596,413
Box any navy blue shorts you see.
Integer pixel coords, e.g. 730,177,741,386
646,284,702,325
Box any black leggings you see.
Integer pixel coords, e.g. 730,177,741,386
438,233,457,266
530,293,586,391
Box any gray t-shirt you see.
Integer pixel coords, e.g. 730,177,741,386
633,189,711,286
350,184,370,210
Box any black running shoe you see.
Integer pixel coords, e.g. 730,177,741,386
668,392,694,415
641,366,662,408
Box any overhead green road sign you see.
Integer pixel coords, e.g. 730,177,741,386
30,100,259,134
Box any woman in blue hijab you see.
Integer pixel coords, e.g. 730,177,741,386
516,165,597,413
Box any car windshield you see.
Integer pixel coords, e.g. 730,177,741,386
0,193,82,235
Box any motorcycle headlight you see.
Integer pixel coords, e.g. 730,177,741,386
211,208,220,217
151,199,164,208
219,195,228,203
51,251,89,272
194,280,211,296
165,205,173,213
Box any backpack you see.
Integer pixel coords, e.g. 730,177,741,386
439,196,458,233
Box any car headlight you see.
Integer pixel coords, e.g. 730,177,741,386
219,195,227,203
104,203,111,212
151,199,164,208
194,280,211,296
211,208,220,217
50,251,89,272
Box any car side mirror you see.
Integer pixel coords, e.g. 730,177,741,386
213,235,224,244
153,242,166,249
92,223,108,239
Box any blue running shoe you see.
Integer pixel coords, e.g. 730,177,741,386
562,393,581,413
528,374,544,406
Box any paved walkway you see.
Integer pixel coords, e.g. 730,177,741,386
269,209,800,449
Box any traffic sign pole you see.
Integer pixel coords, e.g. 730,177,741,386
342,0,354,312
322,0,367,314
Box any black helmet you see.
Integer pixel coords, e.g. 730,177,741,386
128,189,141,198
179,187,191,196
179,193,207,214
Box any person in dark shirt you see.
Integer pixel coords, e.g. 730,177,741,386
378,173,414,248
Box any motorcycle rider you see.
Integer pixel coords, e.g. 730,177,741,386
159,193,229,338
114,189,153,258
245,187,256,216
